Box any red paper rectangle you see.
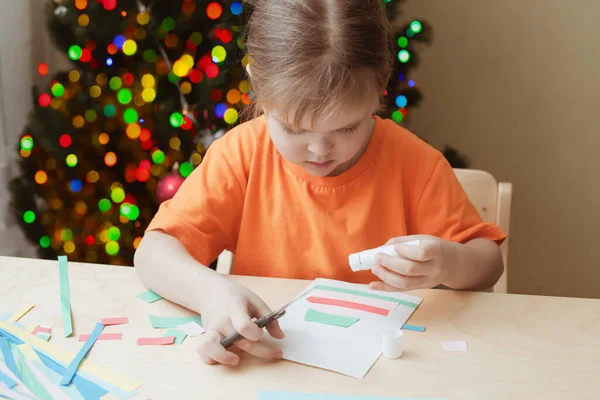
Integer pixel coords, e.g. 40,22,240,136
31,325,52,335
79,333,123,342
306,296,390,316
137,336,175,346
100,317,129,325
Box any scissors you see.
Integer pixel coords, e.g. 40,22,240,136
220,289,310,349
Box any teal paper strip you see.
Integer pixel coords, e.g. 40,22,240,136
60,322,104,386
314,285,419,308
12,344,53,400
148,315,202,329
304,309,359,328
402,324,426,332
136,290,162,303
164,329,187,345
58,256,73,337
0,337,19,380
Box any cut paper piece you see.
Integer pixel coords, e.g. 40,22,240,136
36,333,52,342
304,309,359,328
314,285,419,309
136,290,162,303
36,351,109,400
177,321,204,337
31,326,52,335
12,345,53,400
78,333,122,342
307,297,389,316
0,369,17,388
0,361,37,399
148,315,202,329
310,289,400,313
6,305,35,323
15,344,70,400
100,317,128,326
441,341,468,352
60,322,105,386
0,386,36,400
257,391,448,400
0,321,142,393
164,329,187,345
0,336,20,380
137,336,175,346
58,256,73,338
402,324,426,332
31,360,86,400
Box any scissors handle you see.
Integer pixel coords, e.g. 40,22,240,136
220,312,283,349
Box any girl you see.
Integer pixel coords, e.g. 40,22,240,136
134,0,505,366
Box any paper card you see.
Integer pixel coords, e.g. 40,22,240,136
137,336,175,346
164,329,187,345
177,322,204,337
100,317,129,326
148,315,202,329
6,305,35,323
78,333,122,342
60,322,105,385
137,290,162,303
257,391,448,400
441,341,468,352
304,309,359,328
58,256,73,338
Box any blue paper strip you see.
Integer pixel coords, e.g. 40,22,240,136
0,328,25,345
0,336,20,380
0,368,17,388
402,324,426,332
60,322,104,385
257,391,448,400
36,351,108,400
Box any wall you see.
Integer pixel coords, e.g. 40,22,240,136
401,0,600,298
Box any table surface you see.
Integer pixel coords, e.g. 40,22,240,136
1,255,599,400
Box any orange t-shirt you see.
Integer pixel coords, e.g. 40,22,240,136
146,115,505,283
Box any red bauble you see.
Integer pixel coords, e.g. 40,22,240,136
156,172,186,203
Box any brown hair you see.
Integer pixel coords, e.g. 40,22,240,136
243,0,394,130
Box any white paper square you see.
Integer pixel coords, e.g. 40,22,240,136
177,321,205,337
441,341,468,352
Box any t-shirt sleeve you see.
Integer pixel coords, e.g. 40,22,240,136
145,139,245,266
408,155,506,244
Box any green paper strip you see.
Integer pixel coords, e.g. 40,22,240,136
304,309,359,328
164,329,187,345
12,343,53,400
58,256,73,337
36,333,51,342
137,290,163,303
148,315,202,329
314,285,419,308
0,337,19,380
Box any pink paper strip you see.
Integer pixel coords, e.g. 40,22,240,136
306,296,390,316
137,336,175,346
100,317,129,326
78,333,123,342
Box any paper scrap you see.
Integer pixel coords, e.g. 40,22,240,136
314,285,419,308
441,341,468,352
0,336,19,379
137,336,175,346
307,297,389,316
32,325,52,335
78,333,122,342
36,333,52,342
0,385,37,400
6,305,35,323
0,321,142,393
58,256,73,338
148,314,202,329
15,344,71,400
177,321,204,337
100,317,129,326
61,322,105,385
257,391,447,399
12,345,53,400
137,290,162,303
304,309,359,328
402,324,426,332
0,369,17,388
164,329,187,345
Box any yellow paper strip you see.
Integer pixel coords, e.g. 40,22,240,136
7,305,35,323
0,322,141,392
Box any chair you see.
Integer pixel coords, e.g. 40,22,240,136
216,169,512,294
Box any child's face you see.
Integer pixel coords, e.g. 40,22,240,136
265,105,376,177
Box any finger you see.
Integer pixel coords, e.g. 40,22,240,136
197,329,240,366
230,307,263,342
375,253,425,276
369,281,404,292
385,235,424,246
235,338,283,359
247,293,285,339
265,320,285,339
394,241,439,262
372,265,428,291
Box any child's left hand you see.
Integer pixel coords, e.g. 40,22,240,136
369,235,455,291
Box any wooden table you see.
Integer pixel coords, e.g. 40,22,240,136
1,256,599,399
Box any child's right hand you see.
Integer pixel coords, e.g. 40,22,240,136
196,278,285,365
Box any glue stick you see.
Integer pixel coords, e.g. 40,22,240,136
348,240,420,272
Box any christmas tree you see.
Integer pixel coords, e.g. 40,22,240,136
10,0,438,266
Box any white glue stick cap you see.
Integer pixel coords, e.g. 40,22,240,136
382,328,404,359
